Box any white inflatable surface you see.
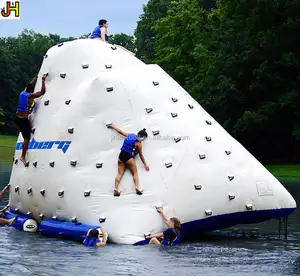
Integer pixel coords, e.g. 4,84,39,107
9,39,296,244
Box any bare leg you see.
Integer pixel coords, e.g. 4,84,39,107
0,217,16,225
126,159,142,193
149,238,161,244
114,160,126,195
20,138,29,165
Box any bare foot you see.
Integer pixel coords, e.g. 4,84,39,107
20,157,26,166
8,217,17,225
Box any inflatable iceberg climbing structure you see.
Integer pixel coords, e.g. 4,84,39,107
8,39,296,244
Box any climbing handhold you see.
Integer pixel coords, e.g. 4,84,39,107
27,188,32,195
225,151,232,156
205,210,212,216
246,204,253,211
165,162,173,168
106,86,114,92
206,120,212,125
14,159,18,165
33,161,37,168
44,100,50,106
228,194,235,200
172,98,178,103
188,104,194,109
65,100,71,105
52,216,58,220
84,191,91,197
228,176,235,181
199,154,206,160
111,45,117,50
145,108,153,114
99,218,106,223
27,211,32,217
71,217,77,223
44,54,48,59
82,64,89,69
153,81,159,86
49,161,55,168
194,185,202,190
70,160,77,167
171,113,178,118
206,137,212,142
105,64,112,69
58,190,64,197
60,73,66,79
153,130,160,136
39,214,45,220
31,128,36,134
68,128,74,134
15,186,19,193
96,163,103,169
25,162,29,168
15,208,19,212
40,189,46,196
174,137,181,143
57,42,64,47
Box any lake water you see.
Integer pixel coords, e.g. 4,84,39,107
0,163,299,276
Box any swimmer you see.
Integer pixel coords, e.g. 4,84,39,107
83,228,107,247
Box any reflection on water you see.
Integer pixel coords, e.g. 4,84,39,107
0,163,299,276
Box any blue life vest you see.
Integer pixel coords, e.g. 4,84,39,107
90,25,108,40
121,134,139,157
161,228,181,246
83,236,100,247
17,91,35,113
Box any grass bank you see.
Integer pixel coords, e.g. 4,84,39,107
266,165,300,179
0,135,17,163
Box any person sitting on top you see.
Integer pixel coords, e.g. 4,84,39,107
145,207,181,246
89,19,108,42
83,228,107,247
14,74,47,166
107,123,150,196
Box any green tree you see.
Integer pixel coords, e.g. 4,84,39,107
0,108,4,125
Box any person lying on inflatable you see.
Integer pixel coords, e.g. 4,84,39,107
145,207,181,246
83,227,107,247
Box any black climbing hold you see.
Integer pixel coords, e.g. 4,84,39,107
174,137,181,143
194,185,202,190
188,104,194,109
171,113,178,118
65,100,71,105
205,210,212,216
58,190,64,197
49,161,55,168
39,214,45,220
15,186,19,193
84,191,91,197
199,154,206,160
82,64,89,69
44,54,48,59
153,81,159,86
27,188,32,194
206,120,212,125
68,128,74,134
31,128,36,134
44,100,49,106
40,189,46,196
165,162,173,168
146,108,153,114
57,42,64,47
246,204,253,211
228,194,235,200
206,137,212,142
153,130,160,136
14,159,18,165
25,162,29,168
27,212,32,217
70,160,77,167
105,64,112,69
99,218,106,223
12,157,15,162
111,45,117,50
33,161,37,168
15,208,19,212
52,216,58,220
225,151,232,156
96,163,103,169
172,98,178,103
228,176,234,181
106,87,114,92
71,217,77,223
60,73,66,79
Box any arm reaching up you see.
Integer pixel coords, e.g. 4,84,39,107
107,123,128,137
29,74,47,99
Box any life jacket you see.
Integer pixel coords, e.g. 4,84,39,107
83,236,100,247
90,25,108,40
17,91,35,114
161,228,181,246
121,134,139,157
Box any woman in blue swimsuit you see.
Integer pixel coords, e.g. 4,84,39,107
89,19,108,42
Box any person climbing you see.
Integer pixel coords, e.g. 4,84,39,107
14,74,47,166
89,19,108,41
145,207,181,246
83,228,107,247
107,123,150,196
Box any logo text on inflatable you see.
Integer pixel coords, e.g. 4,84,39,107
16,138,72,153
1,0,20,20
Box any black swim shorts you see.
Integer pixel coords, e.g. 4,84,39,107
119,150,133,164
14,116,31,139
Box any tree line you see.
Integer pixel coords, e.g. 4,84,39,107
0,0,299,164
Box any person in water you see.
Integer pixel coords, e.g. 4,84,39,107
145,207,181,246
107,123,150,196
0,185,16,226
14,74,47,166
89,19,108,41
83,228,107,247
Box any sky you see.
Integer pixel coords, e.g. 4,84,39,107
0,0,149,38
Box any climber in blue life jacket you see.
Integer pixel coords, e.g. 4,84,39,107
89,19,109,42
83,228,107,247
145,207,181,246
14,74,47,166
107,123,150,196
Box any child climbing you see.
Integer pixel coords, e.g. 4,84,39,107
83,228,107,247
145,207,181,246
89,19,108,41
107,123,150,196
14,74,48,166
